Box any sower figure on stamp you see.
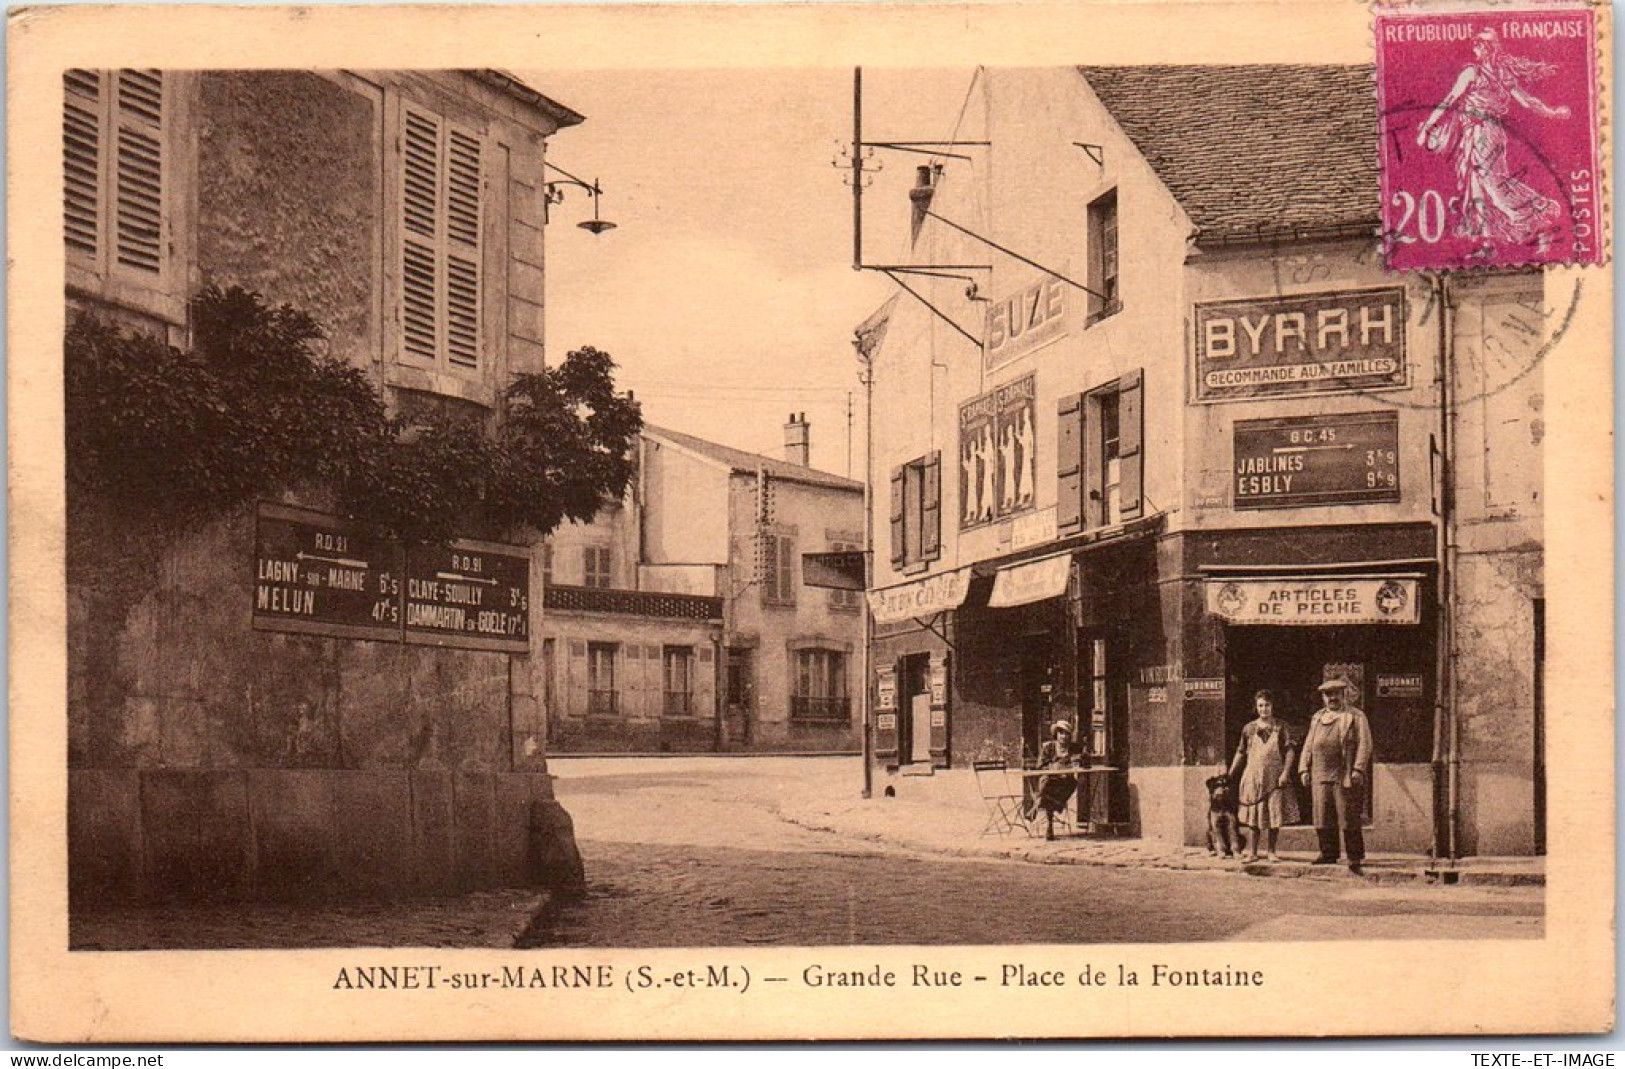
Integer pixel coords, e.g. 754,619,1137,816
1299,677,1372,873
1416,27,1571,256
1228,689,1298,862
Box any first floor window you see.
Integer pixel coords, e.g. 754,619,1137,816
64,69,168,280
587,642,618,715
1087,188,1120,323
761,533,796,606
398,102,484,371
889,452,941,569
584,545,612,589
792,649,850,725
663,646,694,716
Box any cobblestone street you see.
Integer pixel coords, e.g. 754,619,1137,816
535,757,1543,947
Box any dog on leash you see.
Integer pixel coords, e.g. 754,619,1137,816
1205,772,1241,857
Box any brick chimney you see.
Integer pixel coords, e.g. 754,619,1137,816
784,412,810,467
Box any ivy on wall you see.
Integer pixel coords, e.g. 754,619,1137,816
66,285,642,547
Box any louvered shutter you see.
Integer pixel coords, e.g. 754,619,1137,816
444,127,482,369
566,640,587,717
777,536,796,604
114,70,163,275
1118,369,1145,519
921,451,942,561
401,108,441,364
1057,393,1085,534
63,70,102,260
889,467,906,568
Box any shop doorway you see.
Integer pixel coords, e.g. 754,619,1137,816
1225,623,1434,824
898,653,933,766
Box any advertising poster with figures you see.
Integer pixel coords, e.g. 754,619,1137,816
6,0,1614,1047
959,373,1037,528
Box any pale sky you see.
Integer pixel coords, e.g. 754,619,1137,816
533,68,980,478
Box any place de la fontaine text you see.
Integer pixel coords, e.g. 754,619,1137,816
331,961,1266,995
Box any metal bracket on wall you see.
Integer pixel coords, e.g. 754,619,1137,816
911,611,955,651
1074,142,1105,166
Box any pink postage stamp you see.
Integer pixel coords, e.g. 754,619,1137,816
1375,5,1602,270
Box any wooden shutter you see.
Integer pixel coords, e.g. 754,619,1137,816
113,70,163,275
928,652,949,764
63,70,103,259
1057,393,1085,534
401,108,441,364
1118,369,1145,519
874,665,899,761
444,127,482,369
566,639,587,717
777,536,796,604
889,466,905,568
921,451,942,561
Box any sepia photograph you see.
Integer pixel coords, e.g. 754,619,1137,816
8,0,1615,1043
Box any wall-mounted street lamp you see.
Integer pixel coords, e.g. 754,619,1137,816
543,161,617,234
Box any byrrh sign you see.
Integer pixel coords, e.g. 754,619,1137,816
1194,288,1407,402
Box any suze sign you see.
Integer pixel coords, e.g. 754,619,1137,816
984,276,1068,371
1233,412,1400,509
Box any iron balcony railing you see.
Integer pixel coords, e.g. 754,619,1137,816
545,584,723,621
790,696,852,725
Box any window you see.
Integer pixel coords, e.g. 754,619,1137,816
792,649,850,725
583,546,612,589
1100,391,1122,525
889,452,941,570
662,646,694,716
1087,189,1120,323
63,69,167,278
586,642,618,716
1057,369,1143,534
828,540,863,612
760,533,796,606
399,104,484,371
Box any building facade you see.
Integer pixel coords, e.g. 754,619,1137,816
66,69,591,902
542,422,867,754
862,66,1546,856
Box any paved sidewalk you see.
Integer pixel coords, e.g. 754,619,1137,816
770,761,1544,887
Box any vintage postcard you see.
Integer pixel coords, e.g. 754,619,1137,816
8,0,1614,1043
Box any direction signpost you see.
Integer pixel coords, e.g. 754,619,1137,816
253,503,403,642
403,539,531,652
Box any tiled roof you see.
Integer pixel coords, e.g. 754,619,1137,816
1078,65,1378,245
643,426,864,493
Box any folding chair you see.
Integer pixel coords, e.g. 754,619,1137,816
973,760,1025,835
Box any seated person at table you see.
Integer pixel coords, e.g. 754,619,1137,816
1023,720,1081,819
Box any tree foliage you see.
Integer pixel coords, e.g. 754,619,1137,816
66,285,642,545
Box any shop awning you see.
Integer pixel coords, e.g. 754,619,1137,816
1204,575,1422,626
988,553,1072,609
867,567,973,625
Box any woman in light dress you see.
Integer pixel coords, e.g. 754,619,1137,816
1228,690,1298,861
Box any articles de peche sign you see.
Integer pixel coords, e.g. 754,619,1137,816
1205,577,1420,626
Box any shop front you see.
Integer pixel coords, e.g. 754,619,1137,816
1192,530,1439,853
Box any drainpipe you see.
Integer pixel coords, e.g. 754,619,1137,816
1431,272,1459,861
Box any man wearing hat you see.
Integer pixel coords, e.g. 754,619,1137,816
1299,677,1373,872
